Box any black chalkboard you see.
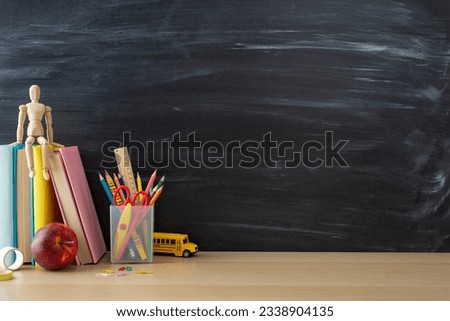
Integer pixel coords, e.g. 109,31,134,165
0,0,449,251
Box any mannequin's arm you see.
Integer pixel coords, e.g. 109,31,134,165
16,105,27,144
45,106,53,144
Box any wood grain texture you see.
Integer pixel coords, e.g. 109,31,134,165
0,1,449,251
2,252,450,300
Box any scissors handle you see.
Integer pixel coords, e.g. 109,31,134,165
113,185,131,206
132,191,151,206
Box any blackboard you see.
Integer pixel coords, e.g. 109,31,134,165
0,0,449,251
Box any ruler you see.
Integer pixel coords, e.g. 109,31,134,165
114,147,138,195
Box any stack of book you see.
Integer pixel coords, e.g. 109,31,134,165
0,144,106,265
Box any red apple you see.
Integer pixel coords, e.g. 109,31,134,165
31,222,78,271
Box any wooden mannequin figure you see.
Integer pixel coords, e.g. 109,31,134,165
16,85,53,181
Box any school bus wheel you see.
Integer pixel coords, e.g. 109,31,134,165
183,250,191,258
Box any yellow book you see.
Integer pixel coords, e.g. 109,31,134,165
33,145,61,234
16,147,32,262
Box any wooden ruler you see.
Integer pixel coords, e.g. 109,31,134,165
114,147,138,195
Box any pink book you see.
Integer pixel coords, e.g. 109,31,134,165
60,146,106,263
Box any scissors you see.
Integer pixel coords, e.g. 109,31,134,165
113,186,151,260
113,185,150,206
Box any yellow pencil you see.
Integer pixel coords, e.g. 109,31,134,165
105,170,122,205
136,172,143,203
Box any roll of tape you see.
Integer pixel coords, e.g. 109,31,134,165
0,247,24,271
0,269,13,281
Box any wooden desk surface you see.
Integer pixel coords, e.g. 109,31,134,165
2,252,450,301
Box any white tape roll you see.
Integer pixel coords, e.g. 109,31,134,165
0,247,24,271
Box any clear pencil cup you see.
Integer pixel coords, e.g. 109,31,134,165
110,205,154,264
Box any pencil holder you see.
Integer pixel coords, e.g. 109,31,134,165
110,205,154,264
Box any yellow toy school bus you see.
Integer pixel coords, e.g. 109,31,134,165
153,232,198,257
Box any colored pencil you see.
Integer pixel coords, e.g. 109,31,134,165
151,175,165,194
99,172,113,204
144,169,157,196
150,185,164,206
105,170,122,205
113,173,126,203
136,185,165,228
117,173,128,199
136,172,143,203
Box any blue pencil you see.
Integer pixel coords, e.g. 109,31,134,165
99,172,114,204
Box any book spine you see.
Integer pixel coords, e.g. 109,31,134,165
0,145,14,266
33,145,61,233
60,146,106,263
